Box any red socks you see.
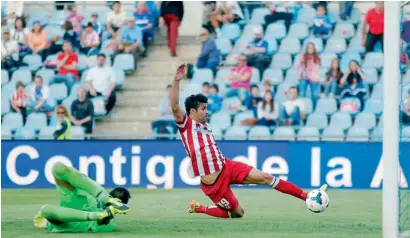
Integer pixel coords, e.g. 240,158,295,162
195,205,230,218
274,179,307,201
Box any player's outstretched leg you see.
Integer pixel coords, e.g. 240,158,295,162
188,200,231,218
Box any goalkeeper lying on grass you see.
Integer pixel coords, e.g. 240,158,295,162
33,162,130,233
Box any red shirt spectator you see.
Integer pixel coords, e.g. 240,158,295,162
57,41,79,78
365,8,384,35
228,55,252,89
362,2,384,52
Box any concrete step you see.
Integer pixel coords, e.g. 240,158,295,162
107,107,160,122
94,121,153,135
118,90,167,98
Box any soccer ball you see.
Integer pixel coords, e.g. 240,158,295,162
305,189,330,213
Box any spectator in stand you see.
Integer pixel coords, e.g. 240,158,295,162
118,16,143,60
208,84,222,115
28,76,54,112
264,1,298,32
63,20,81,51
160,1,184,57
340,1,355,21
11,81,29,123
134,1,155,56
245,27,270,80
81,22,100,56
280,86,306,125
86,54,116,114
225,54,252,100
244,85,262,115
339,60,368,108
362,2,384,52
312,5,332,38
257,90,279,126
402,89,410,125
196,27,220,75
11,17,29,54
67,5,83,35
324,58,344,98
70,87,94,134
106,1,126,39
202,82,210,97
90,13,102,36
209,1,243,38
151,85,177,136
53,105,72,140
51,41,79,91
201,1,217,32
296,42,320,104
27,21,49,60
1,28,19,70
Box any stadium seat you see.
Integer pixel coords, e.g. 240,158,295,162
278,37,301,55
340,52,361,73
210,111,231,131
38,126,56,140
2,82,15,101
301,97,313,115
71,126,86,139
212,126,223,140
363,52,384,70
319,67,327,84
45,24,65,41
346,127,369,142
222,97,242,115
62,97,76,114
364,98,383,116
221,23,241,41
273,126,295,141
250,67,260,84
354,112,377,131
215,67,231,83
372,126,383,142
327,9,340,24
284,68,298,85
329,112,352,130
315,98,337,115
113,54,135,73
2,126,12,139
262,68,283,86
333,22,355,39
77,54,89,72
371,83,383,99
322,127,344,142
11,69,32,85
348,8,362,25
114,69,125,88
233,110,255,128
347,37,366,54
306,112,328,130
232,36,252,55
2,69,9,85
224,126,247,140
275,83,294,103
288,23,309,40
264,23,287,41
248,126,271,140
2,112,23,131
266,40,278,55
49,83,68,102
215,38,233,57
2,96,10,115
271,53,292,70
362,67,379,85
298,126,320,141
25,112,47,131
302,37,324,53
320,53,338,69
23,54,43,72
14,127,36,140
250,8,270,24
242,24,263,39
36,69,55,85
192,69,213,85
324,37,347,55
297,8,316,27
401,127,410,142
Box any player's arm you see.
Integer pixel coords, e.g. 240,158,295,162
170,64,187,123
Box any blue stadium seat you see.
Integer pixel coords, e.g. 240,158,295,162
340,52,361,73
44,25,64,41
273,126,295,141
297,8,316,27
36,69,55,85
322,127,344,142
372,126,383,142
319,67,327,84
215,38,233,56
324,37,347,55
266,40,278,55
49,83,68,102
354,112,376,131
210,111,231,131
362,67,379,85
192,69,214,85
271,53,292,70
251,8,270,24
348,8,362,25
346,127,369,142
2,69,9,85
1,95,10,115
250,67,260,84
302,37,324,53
2,126,12,139
364,98,383,116
363,52,384,70
2,82,15,101
298,126,320,141
14,127,36,140
248,126,271,140
347,37,366,54
38,126,57,140
242,24,263,40
329,112,352,130
401,127,410,142
224,126,247,140
215,67,231,83
222,97,242,115
11,69,32,85
23,54,43,72
91,96,107,117
114,69,125,88
371,83,383,99
264,23,287,41
275,83,294,103
113,54,135,73
315,98,337,115
278,37,301,55
306,112,328,130
327,9,340,24
2,112,23,131
212,126,223,140
232,36,252,54
301,97,313,115
71,126,86,139
288,23,309,40
25,112,47,131
262,68,283,86
77,54,89,72
320,53,338,69
62,97,76,114
233,110,255,127
292,53,302,69
221,23,241,41
333,22,355,39
284,68,298,85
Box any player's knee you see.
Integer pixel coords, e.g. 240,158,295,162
52,162,68,177
231,208,245,218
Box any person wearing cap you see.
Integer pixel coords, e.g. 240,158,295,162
134,1,155,56
245,27,270,80
1,28,19,70
27,21,49,60
81,22,100,56
196,27,220,75
106,1,126,39
118,15,143,60
402,89,410,125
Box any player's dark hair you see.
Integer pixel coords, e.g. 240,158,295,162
110,187,131,204
185,94,208,116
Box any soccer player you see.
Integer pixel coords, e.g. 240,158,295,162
33,162,130,232
171,64,328,218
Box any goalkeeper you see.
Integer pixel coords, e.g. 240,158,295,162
33,162,130,233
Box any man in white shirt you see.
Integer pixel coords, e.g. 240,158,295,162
106,1,126,39
209,1,244,37
1,28,19,70
280,86,306,125
86,54,117,113
28,76,55,112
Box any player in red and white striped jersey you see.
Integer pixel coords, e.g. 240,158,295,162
171,64,328,218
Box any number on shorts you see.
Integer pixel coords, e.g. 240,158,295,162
216,198,231,210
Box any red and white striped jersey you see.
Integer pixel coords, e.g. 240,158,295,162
176,114,225,177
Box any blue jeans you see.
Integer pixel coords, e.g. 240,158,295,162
28,100,55,112
340,1,354,19
226,88,247,101
50,74,77,94
324,81,338,96
196,60,219,76
280,106,301,125
299,80,320,104
313,26,330,36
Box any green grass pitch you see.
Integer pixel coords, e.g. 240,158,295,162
2,188,382,238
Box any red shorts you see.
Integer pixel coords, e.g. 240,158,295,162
200,159,253,212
